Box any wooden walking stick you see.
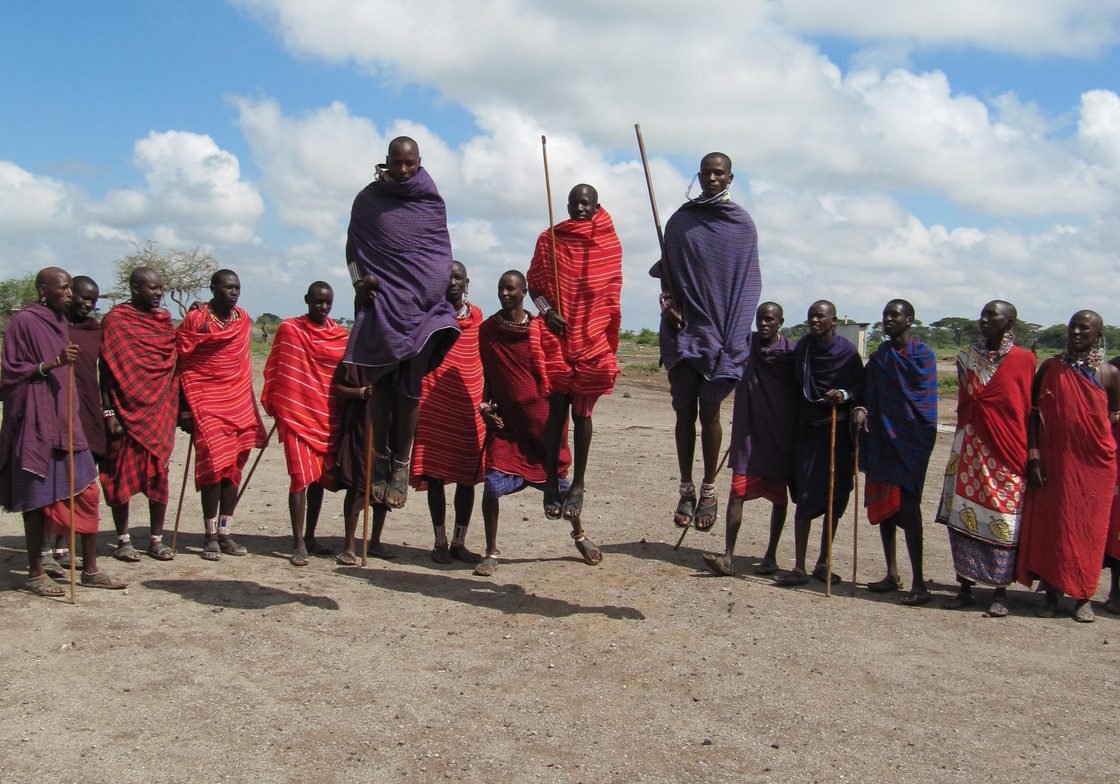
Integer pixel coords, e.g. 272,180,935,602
234,422,277,506
852,435,860,597
540,135,563,320
361,404,374,567
634,123,678,307
825,406,838,598
673,445,732,551
171,435,194,553
68,365,77,605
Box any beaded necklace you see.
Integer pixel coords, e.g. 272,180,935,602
500,310,530,330
1060,340,1104,374
975,329,1015,364
456,299,471,321
208,307,240,331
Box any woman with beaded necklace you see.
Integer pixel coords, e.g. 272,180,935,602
1016,310,1120,622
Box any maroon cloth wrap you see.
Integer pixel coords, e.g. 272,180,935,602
0,305,90,501
68,316,106,458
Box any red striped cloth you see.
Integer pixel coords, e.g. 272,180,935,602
730,473,789,505
100,303,178,465
864,479,901,525
479,313,569,483
261,315,348,492
411,303,486,489
177,306,267,490
43,482,99,534
526,208,622,398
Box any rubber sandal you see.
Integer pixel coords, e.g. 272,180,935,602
80,570,128,589
900,590,931,607
775,568,810,587
867,575,902,593
25,574,66,597
305,537,334,556
202,537,221,561
674,494,696,528
335,550,359,566
113,543,142,563
561,488,585,522
987,599,1009,618
753,559,778,576
289,547,309,567
573,532,602,566
811,564,842,586
371,450,391,505
431,543,452,564
473,554,499,577
218,536,248,556
1072,600,1095,623
1035,596,1059,618
702,552,734,577
542,483,564,520
147,541,175,561
449,544,482,564
694,495,718,532
42,555,66,579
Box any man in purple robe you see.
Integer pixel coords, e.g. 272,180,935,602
346,136,460,511
703,302,798,576
651,152,761,534
0,267,126,596
776,300,864,588
42,275,108,570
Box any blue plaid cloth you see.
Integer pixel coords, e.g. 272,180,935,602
860,338,938,495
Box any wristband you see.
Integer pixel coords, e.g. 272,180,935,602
1027,448,1041,460
102,408,117,419
533,296,553,316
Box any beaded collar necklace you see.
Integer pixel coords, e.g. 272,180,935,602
500,310,530,329
1060,342,1104,373
974,330,1015,363
208,307,240,331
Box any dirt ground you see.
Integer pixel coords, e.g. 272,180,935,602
2,355,1118,784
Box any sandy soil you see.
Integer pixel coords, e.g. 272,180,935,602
1,354,1118,784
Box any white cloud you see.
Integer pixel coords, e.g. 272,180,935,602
237,1,1120,221
92,130,263,244
776,0,1120,57
0,163,74,232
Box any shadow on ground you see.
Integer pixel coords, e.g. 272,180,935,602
143,578,340,611
337,565,645,621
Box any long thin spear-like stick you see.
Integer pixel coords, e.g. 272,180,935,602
171,435,194,553
361,403,374,567
634,123,677,305
68,366,77,605
825,407,838,598
540,135,563,319
234,422,277,506
852,436,860,597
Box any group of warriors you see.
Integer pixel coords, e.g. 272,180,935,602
3,138,1119,623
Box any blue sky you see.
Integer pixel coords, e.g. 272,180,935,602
3,1,1119,329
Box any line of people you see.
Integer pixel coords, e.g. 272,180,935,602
700,298,1120,623
3,137,1117,623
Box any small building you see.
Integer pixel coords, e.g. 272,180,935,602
836,318,870,359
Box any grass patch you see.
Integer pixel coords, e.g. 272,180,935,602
624,361,663,374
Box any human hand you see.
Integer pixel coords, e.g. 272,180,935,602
544,310,567,335
1027,458,1045,487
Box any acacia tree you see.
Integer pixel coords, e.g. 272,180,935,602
110,240,217,317
931,316,981,346
0,272,38,336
